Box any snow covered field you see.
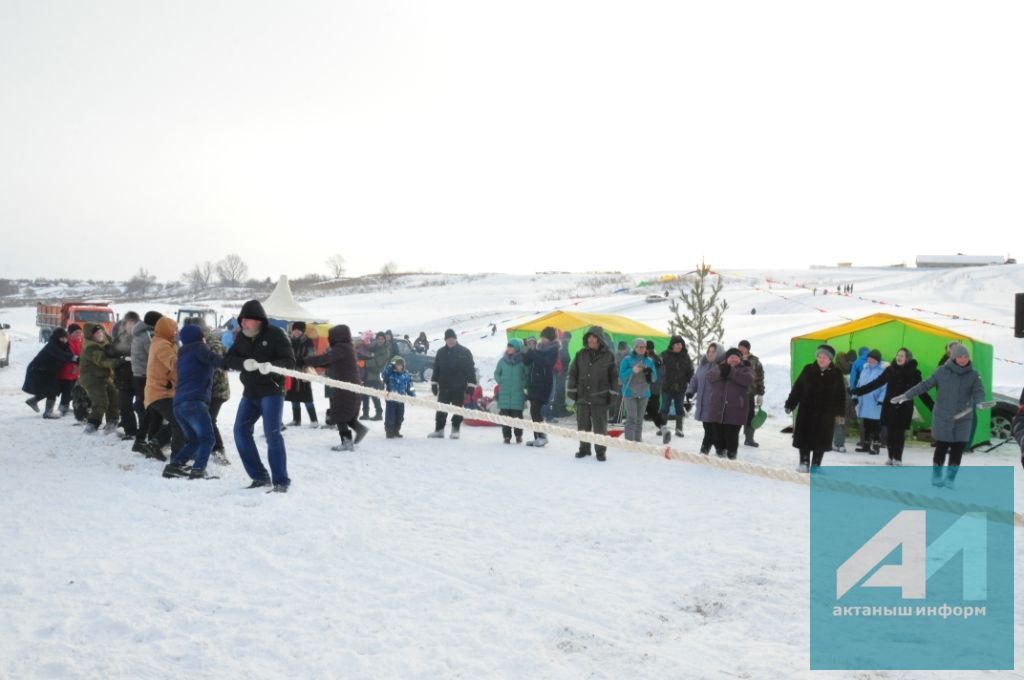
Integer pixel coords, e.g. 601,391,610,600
1,266,1023,679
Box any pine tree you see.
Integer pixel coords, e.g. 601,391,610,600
667,261,727,353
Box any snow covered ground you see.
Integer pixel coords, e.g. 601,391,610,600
1,266,1023,679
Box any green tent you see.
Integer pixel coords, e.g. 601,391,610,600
791,313,993,447
506,310,671,358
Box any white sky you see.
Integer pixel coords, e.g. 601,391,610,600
1,1,1021,282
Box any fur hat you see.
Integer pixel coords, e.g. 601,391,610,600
868,349,882,362
179,324,204,345
724,347,742,360
292,321,306,333
738,340,751,350
949,342,970,359
444,328,457,340
540,326,558,342
143,311,162,328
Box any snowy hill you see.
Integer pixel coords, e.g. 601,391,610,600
1,266,1022,678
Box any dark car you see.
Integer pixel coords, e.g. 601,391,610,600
393,337,434,382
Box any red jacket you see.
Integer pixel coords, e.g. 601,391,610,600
57,334,83,381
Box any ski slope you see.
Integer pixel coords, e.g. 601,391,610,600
0,266,1022,679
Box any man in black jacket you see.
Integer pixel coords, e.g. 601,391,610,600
660,335,694,438
428,328,476,439
566,326,618,461
224,300,296,492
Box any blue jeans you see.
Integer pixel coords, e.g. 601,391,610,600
172,400,216,470
234,394,289,487
385,401,405,433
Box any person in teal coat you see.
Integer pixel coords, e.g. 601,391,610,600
494,338,528,444
618,337,658,442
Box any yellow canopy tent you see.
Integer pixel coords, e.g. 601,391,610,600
507,310,671,356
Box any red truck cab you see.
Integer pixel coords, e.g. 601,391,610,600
36,301,117,342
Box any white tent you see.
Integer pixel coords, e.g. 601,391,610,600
261,276,329,323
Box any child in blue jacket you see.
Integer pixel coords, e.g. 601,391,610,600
383,357,416,438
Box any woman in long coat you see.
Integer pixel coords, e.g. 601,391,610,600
304,325,368,450
686,342,720,454
785,345,847,472
285,322,317,426
705,348,753,459
23,328,74,418
892,342,984,487
494,338,528,444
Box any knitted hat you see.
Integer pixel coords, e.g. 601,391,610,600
738,340,751,350
67,323,81,334
816,344,836,360
50,327,68,342
444,328,457,340
507,338,523,351
392,356,405,367
868,349,882,362
949,342,970,359
724,347,742,360
292,321,306,333
143,311,162,327
540,326,557,342
633,337,647,348
670,335,685,348
179,324,204,345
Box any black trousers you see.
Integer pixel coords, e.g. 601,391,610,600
435,390,464,431
500,408,523,440
933,441,966,467
58,379,75,408
886,427,907,461
528,400,545,439
118,385,138,436
147,397,184,456
799,448,827,466
209,398,225,452
712,423,740,456
700,422,716,452
863,418,882,444
646,394,666,428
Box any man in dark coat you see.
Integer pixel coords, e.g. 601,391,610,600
23,328,74,418
566,326,618,461
106,311,139,439
785,345,847,472
738,340,765,447
659,335,694,438
303,325,368,451
522,326,559,447
361,331,389,420
428,329,476,439
285,321,318,427
224,300,296,492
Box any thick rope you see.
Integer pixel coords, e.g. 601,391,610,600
262,363,1024,528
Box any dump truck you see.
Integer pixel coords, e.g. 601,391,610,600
36,301,117,342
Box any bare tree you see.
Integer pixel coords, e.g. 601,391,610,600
125,268,157,296
183,261,215,291
216,253,249,286
379,261,399,288
325,253,347,279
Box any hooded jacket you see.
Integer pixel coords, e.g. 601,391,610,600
79,331,121,399
130,321,155,378
686,346,721,422
660,337,694,393
174,329,225,405
23,332,74,398
494,339,528,411
223,300,296,399
523,339,559,403
566,326,618,406
304,324,360,423
145,317,179,406
853,361,887,420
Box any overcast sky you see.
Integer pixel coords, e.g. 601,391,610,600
1,1,1021,282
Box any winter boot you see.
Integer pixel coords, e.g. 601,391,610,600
931,466,944,487
288,420,301,427
188,468,219,480
661,426,672,445
42,407,60,420
308,421,319,429
870,441,881,455
699,446,710,455
59,405,70,417
596,449,606,462
726,450,737,460
674,417,684,438
811,451,825,467
162,463,191,478
427,429,445,439
211,449,231,466
352,421,369,445
385,429,396,439
743,437,759,448
25,397,40,413
797,463,810,473
503,437,511,444
944,466,959,489
449,428,461,440
331,438,355,452
246,479,272,489
515,433,523,444
102,422,119,435
370,412,383,421
575,443,592,459
268,484,289,493
83,421,99,434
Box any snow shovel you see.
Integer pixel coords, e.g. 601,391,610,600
750,407,768,430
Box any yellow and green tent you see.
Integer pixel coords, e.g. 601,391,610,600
507,310,671,358
791,313,993,446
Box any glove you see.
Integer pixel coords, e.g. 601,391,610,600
683,400,693,413
785,407,792,415
890,394,909,405
257,362,271,375
719,364,731,378
754,395,763,408
977,400,996,410
431,383,439,397
408,388,416,398
123,355,132,362
465,383,477,395
835,416,845,425
243,359,259,372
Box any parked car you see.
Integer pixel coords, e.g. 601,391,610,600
392,337,434,382
989,392,1019,442
0,323,10,368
